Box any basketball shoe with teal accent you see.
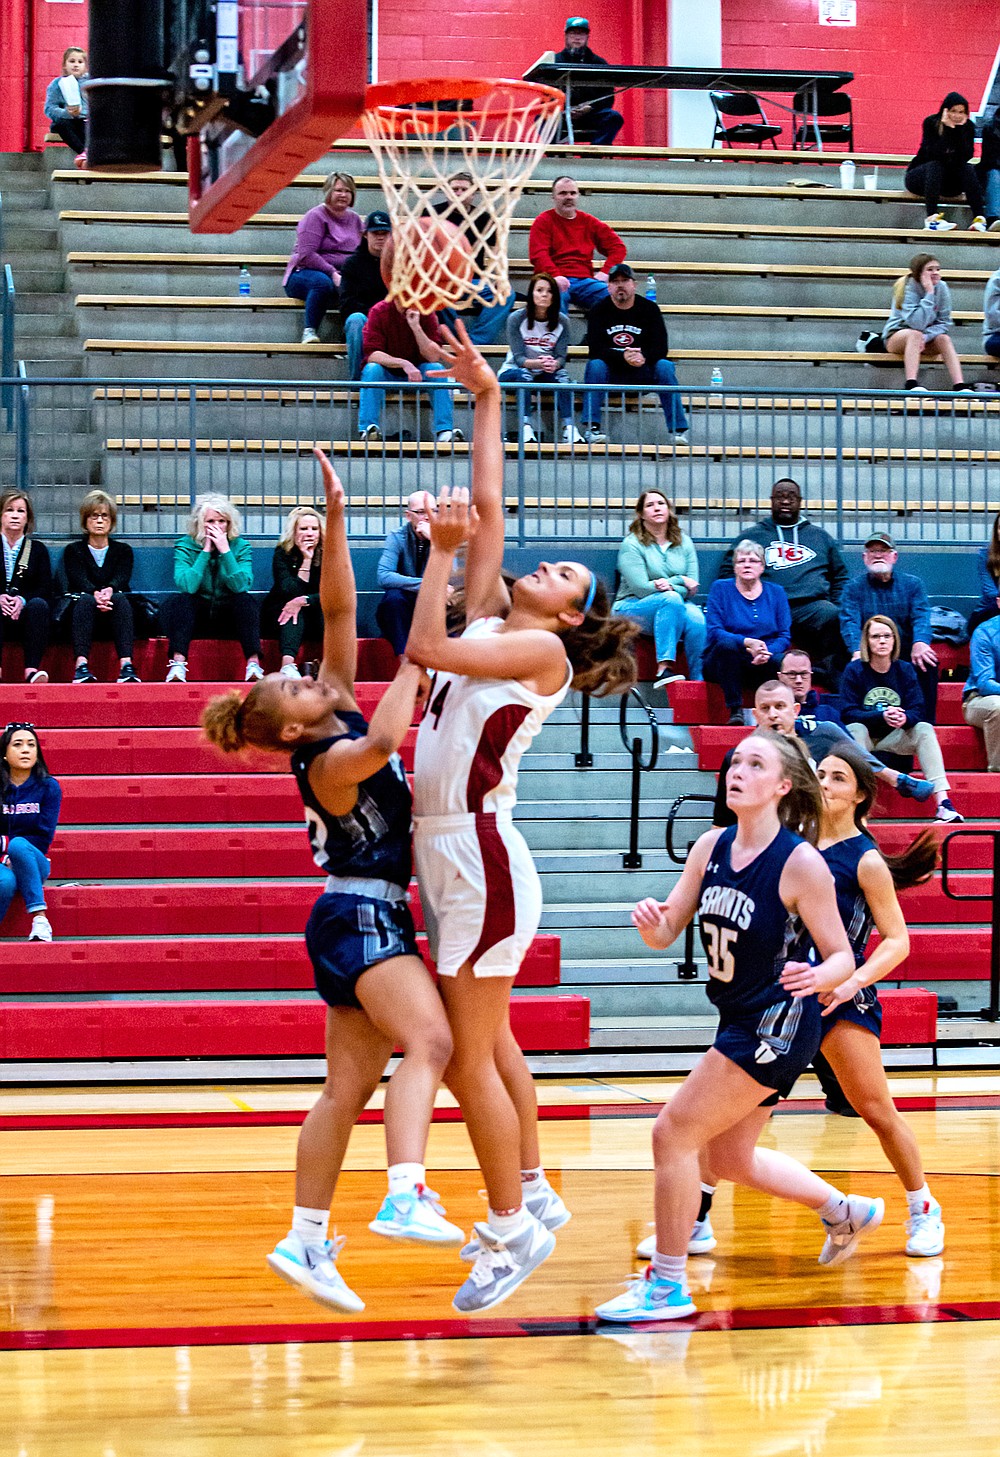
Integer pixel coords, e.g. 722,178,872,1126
266,1232,364,1313
817,1194,885,1267
636,1216,717,1259
368,1185,465,1244
595,1266,697,1323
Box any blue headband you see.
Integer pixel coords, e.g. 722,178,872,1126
582,569,598,614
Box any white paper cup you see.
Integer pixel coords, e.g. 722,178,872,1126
863,174,878,191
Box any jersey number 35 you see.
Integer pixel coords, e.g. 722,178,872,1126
704,923,737,983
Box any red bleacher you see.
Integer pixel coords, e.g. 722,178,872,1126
0,648,587,1064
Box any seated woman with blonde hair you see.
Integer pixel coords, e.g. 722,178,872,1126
882,254,972,393
263,505,325,679
61,490,141,684
160,494,262,683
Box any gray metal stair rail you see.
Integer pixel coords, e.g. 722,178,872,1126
666,793,716,980
1,264,13,431
618,687,660,869
941,828,1000,1022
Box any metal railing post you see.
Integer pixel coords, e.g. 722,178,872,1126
16,363,29,492
618,688,659,869
574,692,593,768
665,794,716,980
940,828,1000,1022
1,263,14,430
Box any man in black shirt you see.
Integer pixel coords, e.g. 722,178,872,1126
553,17,624,146
580,263,688,444
338,209,392,380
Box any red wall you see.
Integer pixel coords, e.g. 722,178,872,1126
720,0,998,154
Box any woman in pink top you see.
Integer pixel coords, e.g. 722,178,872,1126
284,172,364,344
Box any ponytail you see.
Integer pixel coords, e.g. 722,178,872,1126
201,681,289,753
561,579,639,696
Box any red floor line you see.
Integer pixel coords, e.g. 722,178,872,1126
3,1093,1000,1133
3,1299,999,1353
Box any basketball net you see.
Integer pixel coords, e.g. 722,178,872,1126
362,79,565,312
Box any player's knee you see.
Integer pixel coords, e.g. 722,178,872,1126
652,1109,696,1162
402,1020,453,1073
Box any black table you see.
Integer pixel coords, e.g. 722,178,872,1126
522,56,854,150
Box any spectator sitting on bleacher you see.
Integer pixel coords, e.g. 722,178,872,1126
968,510,1000,635
882,254,971,392
284,172,363,345
261,506,324,680
703,538,791,725
338,210,392,380
980,109,1000,231
44,47,88,156
552,17,625,147
0,489,52,686
161,494,262,685
982,262,1000,359
905,92,986,234
60,490,141,685
528,176,626,316
434,171,514,346
498,272,580,446
963,591,1000,771
0,722,61,945
841,614,961,823
579,264,688,445
358,300,459,446
778,646,934,803
839,530,939,722
375,493,439,656
612,488,705,687
720,478,848,688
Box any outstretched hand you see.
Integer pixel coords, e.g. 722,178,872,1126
423,485,479,552
631,897,672,950
431,318,499,399
313,447,345,513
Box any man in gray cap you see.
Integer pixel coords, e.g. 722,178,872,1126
553,17,625,145
579,263,688,444
839,529,939,721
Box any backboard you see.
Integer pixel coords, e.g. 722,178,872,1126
184,0,368,233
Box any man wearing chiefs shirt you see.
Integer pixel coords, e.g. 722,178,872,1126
528,175,626,315
579,264,688,444
720,477,848,688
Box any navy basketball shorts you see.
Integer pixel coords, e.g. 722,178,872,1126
821,987,883,1041
305,890,420,1010
714,994,823,1101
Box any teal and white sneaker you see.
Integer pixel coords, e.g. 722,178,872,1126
905,1200,945,1257
595,1267,697,1323
266,1231,365,1313
818,1195,885,1267
459,1180,570,1261
368,1185,465,1244
453,1215,555,1314
636,1215,717,1260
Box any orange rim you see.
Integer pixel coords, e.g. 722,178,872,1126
363,77,565,114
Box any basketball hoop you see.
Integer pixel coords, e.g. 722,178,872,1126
361,78,565,312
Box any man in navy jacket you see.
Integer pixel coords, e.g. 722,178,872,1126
839,530,938,721
375,494,435,655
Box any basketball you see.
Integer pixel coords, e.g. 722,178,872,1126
379,215,475,311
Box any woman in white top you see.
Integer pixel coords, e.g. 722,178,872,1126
406,323,636,1315
498,272,580,446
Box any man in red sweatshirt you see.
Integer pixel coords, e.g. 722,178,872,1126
528,176,627,314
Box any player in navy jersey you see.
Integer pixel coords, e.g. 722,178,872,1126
814,743,944,1257
202,448,461,1315
596,729,885,1323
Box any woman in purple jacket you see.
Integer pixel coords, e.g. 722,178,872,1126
0,722,62,943
284,173,364,344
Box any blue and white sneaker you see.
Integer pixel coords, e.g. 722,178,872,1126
459,1179,570,1261
453,1214,555,1313
266,1231,365,1313
368,1185,465,1244
896,773,934,804
636,1216,717,1259
818,1195,885,1267
595,1266,697,1323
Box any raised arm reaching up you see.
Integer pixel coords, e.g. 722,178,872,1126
313,447,358,704
435,322,510,624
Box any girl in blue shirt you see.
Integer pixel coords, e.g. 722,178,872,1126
0,723,62,942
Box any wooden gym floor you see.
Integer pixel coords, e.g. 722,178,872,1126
3,1072,1000,1455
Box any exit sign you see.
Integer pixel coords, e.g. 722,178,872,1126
819,0,856,23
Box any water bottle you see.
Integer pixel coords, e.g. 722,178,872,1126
710,365,724,390
645,274,657,302
238,264,251,298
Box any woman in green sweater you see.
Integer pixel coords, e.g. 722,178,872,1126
612,490,705,686
162,494,263,683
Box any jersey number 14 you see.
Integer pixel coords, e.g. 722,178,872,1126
704,923,737,983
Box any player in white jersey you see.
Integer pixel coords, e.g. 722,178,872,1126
405,324,638,1314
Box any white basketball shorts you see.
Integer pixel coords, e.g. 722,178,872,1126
413,810,542,978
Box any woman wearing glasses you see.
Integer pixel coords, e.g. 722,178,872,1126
0,722,62,943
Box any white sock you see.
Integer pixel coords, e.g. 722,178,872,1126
487,1205,528,1239
906,1183,933,1215
292,1205,329,1246
388,1162,425,1198
817,1191,850,1225
651,1252,688,1288
521,1166,546,1187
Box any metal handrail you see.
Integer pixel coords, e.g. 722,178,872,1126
940,828,1000,1022
16,362,29,489
618,687,660,869
665,794,716,979
1,263,13,431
